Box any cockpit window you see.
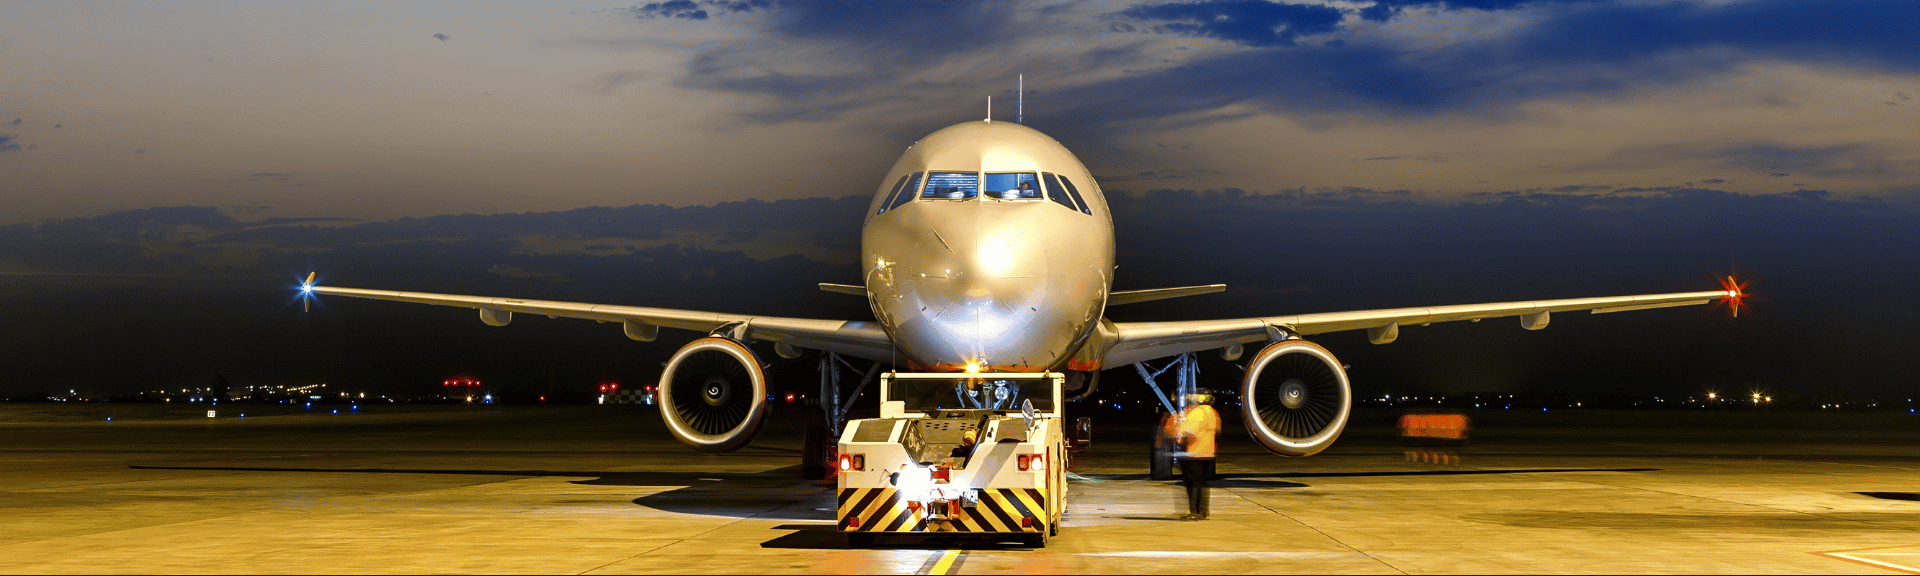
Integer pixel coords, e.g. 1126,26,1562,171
982,172,1042,200
875,174,912,215
923,171,978,200
1056,175,1093,215
884,172,921,212
1041,173,1078,212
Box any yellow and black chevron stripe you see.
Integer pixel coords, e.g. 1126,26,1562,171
838,487,1047,534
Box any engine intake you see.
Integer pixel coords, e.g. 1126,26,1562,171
1241,340,1351,457
659,337,769,453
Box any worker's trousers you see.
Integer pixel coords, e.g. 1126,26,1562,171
1181,456,1215,517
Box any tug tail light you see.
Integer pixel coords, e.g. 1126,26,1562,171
838,454,865,471
1017,453,1046,472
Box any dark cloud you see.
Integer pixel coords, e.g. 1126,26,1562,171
244,216,359,226
1587,142,1904,179
1078,0,1920,124
1094,168,1222,182
7,119,19,125
1701,178,1726,184
662,0,1920,148
628,0,781,20
432,33,450,41
134,149,145,154
1115,1,1343,47
636,0,1031,128
0,134,20,153
247,172,294,181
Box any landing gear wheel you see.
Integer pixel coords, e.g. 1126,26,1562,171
802,423,831,480
846,533,874,547
1149,437,1174,480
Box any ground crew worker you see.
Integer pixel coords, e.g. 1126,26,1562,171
1172,391,1220,520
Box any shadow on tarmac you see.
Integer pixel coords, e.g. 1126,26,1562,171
1859,492,1920,502
129,464,833,520
129,464,811,486
1076,467,1658,486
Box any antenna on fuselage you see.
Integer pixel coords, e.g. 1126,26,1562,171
1017,72,1024,124
986,95,992,123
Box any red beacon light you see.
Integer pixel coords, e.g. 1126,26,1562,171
1717,274,1751,318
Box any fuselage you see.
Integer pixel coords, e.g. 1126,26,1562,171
861,121,1115,372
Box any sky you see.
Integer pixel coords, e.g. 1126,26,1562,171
3,0,1919,223
1,0,1917,402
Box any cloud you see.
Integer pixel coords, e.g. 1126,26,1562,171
627,0,781,20
432,33,450,41
1115,1,1344,47
247,172,294,181
1587,141,1906,179
1094,168,1223,182
7,119,19,125
0,134,20,153
647,0,1920,147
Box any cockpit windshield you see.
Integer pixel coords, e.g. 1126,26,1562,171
888,377,1056,413
982,172,1042,200
923,172,979,200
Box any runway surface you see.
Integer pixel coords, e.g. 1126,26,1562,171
4,403,1920,574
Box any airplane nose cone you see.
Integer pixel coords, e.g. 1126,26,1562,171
875,205,1055,369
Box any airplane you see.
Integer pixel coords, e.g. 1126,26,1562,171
300,117,1746,466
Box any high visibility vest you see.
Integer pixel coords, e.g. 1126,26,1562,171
1177,405,1221,458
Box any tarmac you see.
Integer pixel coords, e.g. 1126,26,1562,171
4,402,1920,574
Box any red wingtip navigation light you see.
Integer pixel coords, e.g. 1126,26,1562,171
1718,275,1750,318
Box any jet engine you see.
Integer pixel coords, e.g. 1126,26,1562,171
659,337,769,453
1240,340,1352,457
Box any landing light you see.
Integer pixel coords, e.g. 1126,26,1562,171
965,362,981,374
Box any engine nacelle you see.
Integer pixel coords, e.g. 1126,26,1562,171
1240,340,1352,457
659,337,769,453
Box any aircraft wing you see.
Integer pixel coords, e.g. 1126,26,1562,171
1091,288,1736,368
307,285,898,363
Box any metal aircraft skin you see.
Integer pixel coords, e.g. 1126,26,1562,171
304,119,1741,455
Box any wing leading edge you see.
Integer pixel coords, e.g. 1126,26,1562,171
308,285,898,363
1083,288,1734,369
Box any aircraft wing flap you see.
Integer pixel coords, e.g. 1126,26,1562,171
1094,289,1731,368
1107,284,1227,306
309,286,897,363
1264,290,1729,335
